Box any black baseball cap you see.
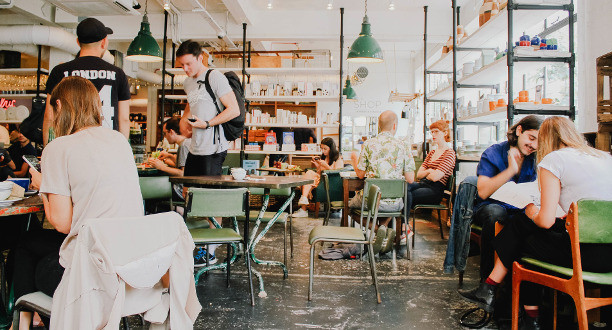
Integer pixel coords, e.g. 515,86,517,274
76,18,113,44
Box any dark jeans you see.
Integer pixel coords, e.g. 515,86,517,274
184,151,227,177
472,203,522,279
406,179,445,211
0,214,42,251
9,229,66,300
494,213,612,305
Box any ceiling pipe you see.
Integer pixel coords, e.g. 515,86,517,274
0,25,114,63
189,0,239,50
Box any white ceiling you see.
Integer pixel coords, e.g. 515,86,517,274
0,0,474,57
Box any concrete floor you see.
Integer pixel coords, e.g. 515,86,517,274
186,212,487,330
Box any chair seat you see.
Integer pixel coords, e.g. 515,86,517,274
521,257,612,285
15,292,52,318
354,209,402,217
237,211,288,223
190,228,242,243
330,201,344,208
309,225,365,245
414,204,446,210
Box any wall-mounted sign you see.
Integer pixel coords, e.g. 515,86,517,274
0,98,17,109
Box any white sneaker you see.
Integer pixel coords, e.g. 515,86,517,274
292,208,309,218
298,195,309,206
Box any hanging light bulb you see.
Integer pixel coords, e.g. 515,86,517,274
327,0,333,10
267,0,273,9
388,1,395,11
126,0,163,62
163,0,170,10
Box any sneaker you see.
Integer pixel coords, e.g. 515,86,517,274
298,195,309,206
193,247,217,267
380,228,396,254
292,208,309,218
372,225,387,254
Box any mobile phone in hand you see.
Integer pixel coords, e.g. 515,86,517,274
188,116,196,122
23,155,41,172
313,156,321,161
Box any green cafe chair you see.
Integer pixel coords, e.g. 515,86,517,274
236,187,294,266
139,176,173,213
320,170,348,225
354,178,409,258
511,199,612,330
184,187,255,306
308,184,383,303
412,175,455,248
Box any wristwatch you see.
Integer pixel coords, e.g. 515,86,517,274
205,120,210,129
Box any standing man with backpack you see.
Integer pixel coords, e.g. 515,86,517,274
176,40,242,176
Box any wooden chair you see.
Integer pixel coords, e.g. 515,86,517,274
511,200,612,330
412,175,455,248
308,184,382,303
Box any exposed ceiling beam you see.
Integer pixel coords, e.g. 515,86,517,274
220,0,252,25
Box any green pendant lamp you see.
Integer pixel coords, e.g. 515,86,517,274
126,1,162,63
343,76,357,100
347,0,383,63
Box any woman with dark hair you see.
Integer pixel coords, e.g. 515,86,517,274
10,76,144,329
292,137,343,217
405,120,455,234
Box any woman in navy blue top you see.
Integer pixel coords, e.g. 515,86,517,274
471,115,542,279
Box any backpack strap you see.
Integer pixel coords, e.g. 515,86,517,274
201,69,221,144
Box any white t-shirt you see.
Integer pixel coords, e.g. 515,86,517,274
183,69,233,156
538,147,612,213
40,126,144,267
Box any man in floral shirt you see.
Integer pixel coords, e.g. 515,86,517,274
350,110,415,254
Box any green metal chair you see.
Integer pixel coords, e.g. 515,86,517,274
512,199,612,330
320,170,348,225
139,176,173,213
308,184,382,303
184,187,255,306
354,178,409,258
412,175,455,248
236,187,294,266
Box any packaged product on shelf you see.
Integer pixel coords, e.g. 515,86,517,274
262,143,278,152
251,81,261,96
297,82,305,96
284,81,292,96
321,81,330,96
306,82,314,96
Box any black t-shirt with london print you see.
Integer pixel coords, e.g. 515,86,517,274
45,56,131,131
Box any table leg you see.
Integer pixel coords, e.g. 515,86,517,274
342,179,350,227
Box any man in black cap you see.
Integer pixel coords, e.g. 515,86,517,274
43,17,131,145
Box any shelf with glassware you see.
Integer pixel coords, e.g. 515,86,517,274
164,67,339,76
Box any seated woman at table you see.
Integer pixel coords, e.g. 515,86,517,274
458,116,612,327
406,120,455,223
292,137,343,218
10,76,144,329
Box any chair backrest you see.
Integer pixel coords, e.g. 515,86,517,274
446,175,455,194
186,187,248,218
139,176,172,200
576,199,612,244
324,169,346,202
364,178,405,199
248,187,292,196
363,184,381,242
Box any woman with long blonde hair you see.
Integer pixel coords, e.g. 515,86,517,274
10,76,144,329
459,117,612,327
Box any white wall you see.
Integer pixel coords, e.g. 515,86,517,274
577,0,612,133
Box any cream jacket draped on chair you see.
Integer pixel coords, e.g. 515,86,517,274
50,212,201,329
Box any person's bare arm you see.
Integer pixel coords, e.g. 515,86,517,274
43,95,53,145
477,147,521,200
404,171,415,184
13,162,29,177
117,100,130,139
6,160,15,170
527,168,562,229
426,169,446,182
188,91,240,129
350,152,366,179
42,193,73,234
416,165,432,180
180,104,193,138
149,158,183,176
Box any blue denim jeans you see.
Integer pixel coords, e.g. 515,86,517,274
443,176,478,274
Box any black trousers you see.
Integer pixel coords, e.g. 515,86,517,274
184,151,227,177
472,204,514,279
9,229,66,300
406,179,445,211
493,213,612,305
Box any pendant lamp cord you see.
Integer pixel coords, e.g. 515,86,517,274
364,0,367,16
145,0,148,13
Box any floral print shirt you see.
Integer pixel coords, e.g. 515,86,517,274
357,131,415,179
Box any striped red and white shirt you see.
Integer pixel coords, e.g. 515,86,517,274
422,148,456,186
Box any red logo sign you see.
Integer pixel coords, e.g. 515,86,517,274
0,98,17,109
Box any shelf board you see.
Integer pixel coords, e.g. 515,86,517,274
247,96,338,102
0,68,49,75
165,67,339,76
0,120,24,124
514,104,570,111
0,93,45,99
458,104,569,123
427,7,561,71
246,123,338,128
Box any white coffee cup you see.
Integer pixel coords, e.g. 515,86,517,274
231,167,247,180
